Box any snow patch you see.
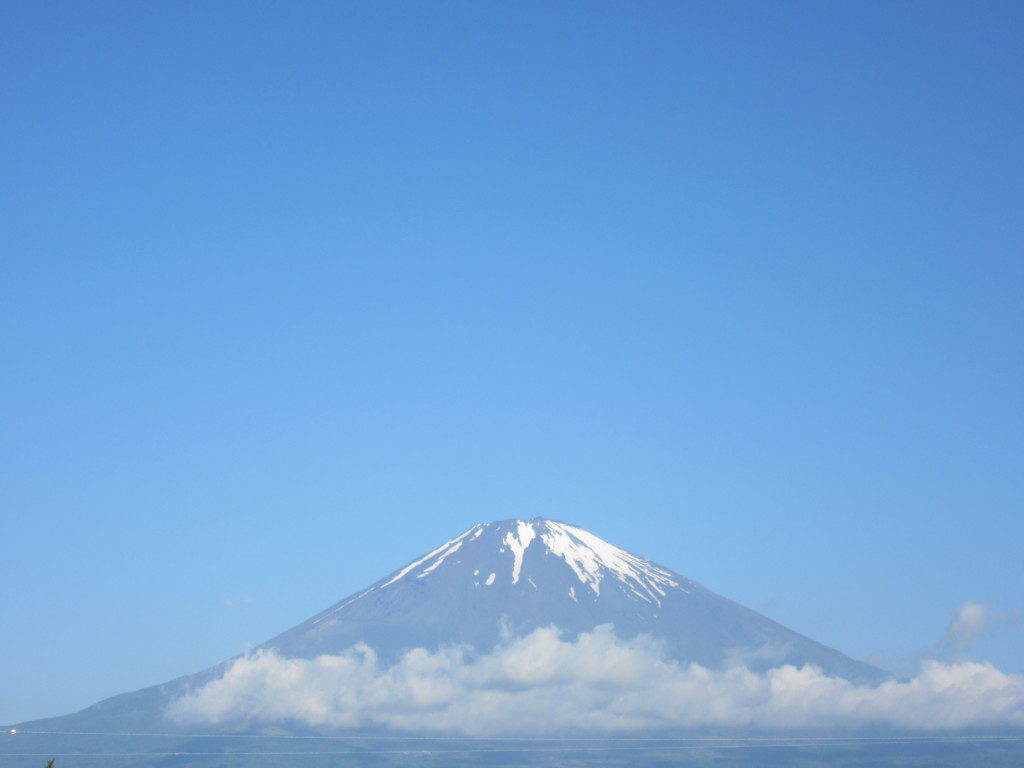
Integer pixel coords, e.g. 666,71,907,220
380,527,475,588
503,521,537,584
539,521,679,603
415,540,464,577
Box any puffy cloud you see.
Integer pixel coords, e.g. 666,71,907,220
942,602,1022,650
166,625,1024,735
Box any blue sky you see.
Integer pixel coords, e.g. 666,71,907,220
1,1,1022,724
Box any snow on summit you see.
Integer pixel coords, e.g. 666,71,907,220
372,518,682,603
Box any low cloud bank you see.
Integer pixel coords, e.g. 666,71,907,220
167,625,1024,734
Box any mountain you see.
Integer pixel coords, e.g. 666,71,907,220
15,518,884,733
268,518,881,680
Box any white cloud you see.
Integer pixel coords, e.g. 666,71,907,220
942,601,1022,650
166,625,1024,734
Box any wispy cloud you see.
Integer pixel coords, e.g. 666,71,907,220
166,625,1024,734
942,601,1022,650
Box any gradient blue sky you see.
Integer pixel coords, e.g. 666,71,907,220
2,1,1022,725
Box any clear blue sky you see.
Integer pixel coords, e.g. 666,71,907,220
1,1,1021,725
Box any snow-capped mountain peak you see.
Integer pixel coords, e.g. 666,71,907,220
15,517,886,734
257,517,884,684
371,518,685,608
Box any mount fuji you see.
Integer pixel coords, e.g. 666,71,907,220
17,518,884,732
267,518,881,681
